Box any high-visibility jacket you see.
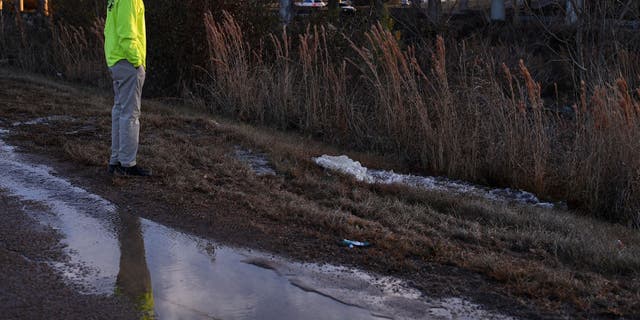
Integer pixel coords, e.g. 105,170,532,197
104,0,146,68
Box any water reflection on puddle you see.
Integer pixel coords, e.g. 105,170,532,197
0,130,514,320
141,217,381,320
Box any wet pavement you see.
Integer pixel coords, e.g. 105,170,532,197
0,126,515,320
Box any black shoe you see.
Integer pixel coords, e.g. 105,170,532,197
118,165,152,177
108,164,121,175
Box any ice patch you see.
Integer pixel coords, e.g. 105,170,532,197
314,155,555,208
0,134,119,293
12,115,75,126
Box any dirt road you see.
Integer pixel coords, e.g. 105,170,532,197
1,69,638,318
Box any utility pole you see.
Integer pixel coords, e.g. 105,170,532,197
458,0,469,12
328,0,339,19
328,0,338,11
280,0,292,25
38,0,44,15
512,0,522,24
373,0,385,17
490,0,505,21
428,0,442,23
14,0,26,46
566,0,583,25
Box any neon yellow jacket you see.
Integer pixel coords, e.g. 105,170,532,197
104,0,146,68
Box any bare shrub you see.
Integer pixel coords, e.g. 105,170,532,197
51,19,107,85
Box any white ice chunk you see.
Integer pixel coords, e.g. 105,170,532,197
314,154,556,208
313,155,374,183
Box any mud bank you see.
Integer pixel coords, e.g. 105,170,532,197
0,129,514,319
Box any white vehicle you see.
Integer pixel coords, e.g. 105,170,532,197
339,1,356,14
294,0,327,8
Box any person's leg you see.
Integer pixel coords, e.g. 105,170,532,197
110,70,122,167
116,62,145,168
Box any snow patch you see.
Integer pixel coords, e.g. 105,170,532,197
313,155,373,183
278,261,514,320
314,155,555,208
12,115,75,127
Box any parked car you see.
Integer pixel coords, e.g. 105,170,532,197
294,0,327,8
339,0,356,14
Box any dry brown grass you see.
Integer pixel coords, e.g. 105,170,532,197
3,2,639,226
201,12,640,227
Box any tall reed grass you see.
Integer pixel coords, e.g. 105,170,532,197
203,12,640,226
51,18,107,84
3,7,639,226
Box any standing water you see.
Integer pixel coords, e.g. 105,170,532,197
0,125,514,320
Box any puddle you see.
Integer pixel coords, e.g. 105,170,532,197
233,146,276,176
314,155,556,208
0,130,515,319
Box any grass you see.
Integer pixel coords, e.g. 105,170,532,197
1,69,639,317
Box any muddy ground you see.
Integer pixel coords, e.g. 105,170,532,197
1,68,639,319
0,192,137,320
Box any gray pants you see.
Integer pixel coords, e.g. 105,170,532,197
109,60,145,167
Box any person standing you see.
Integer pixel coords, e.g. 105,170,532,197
104,0,151,176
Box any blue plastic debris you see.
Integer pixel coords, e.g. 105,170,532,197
342,239,371,248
